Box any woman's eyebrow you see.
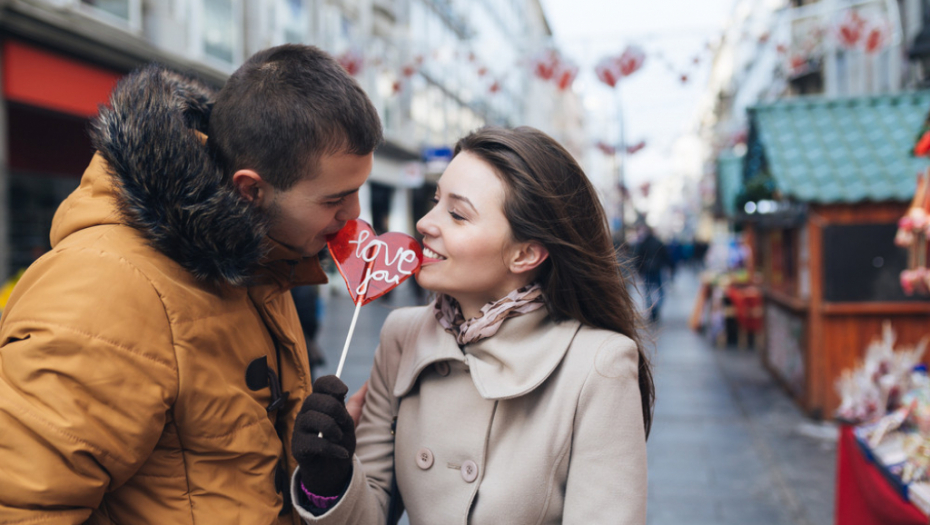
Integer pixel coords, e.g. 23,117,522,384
449,193,478,215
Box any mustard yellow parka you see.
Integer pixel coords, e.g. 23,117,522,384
0,66,323,525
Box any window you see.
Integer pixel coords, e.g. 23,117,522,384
191,0,243,67
77,0,141,30
277,0,308,44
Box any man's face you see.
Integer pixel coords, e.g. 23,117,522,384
263,152,373,257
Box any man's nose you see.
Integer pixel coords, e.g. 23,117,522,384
336,193,361,222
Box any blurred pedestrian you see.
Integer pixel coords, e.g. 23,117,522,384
634,225,670,323
0,44,380,523
291,126,653,524
292,285,326,375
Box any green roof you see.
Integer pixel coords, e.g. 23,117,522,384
749,91,930,204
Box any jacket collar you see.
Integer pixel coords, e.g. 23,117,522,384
393,307,582,400
58,65,272,286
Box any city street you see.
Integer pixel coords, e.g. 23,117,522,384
313,268,838,524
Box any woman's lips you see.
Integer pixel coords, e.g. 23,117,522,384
422,245,446,262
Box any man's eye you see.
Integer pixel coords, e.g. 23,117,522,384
325,197,346,207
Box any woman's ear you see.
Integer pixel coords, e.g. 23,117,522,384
509,241,549,275
232,169,269,205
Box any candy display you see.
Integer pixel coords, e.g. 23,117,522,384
836,322,930,511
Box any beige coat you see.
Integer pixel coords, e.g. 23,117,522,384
294,304,647,524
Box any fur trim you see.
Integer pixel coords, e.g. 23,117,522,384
91,65,269,286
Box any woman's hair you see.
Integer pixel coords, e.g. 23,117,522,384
454,126,655,438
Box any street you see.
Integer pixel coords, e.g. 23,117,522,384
313,267,837,524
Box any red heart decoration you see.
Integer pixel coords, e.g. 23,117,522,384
326,219,423,306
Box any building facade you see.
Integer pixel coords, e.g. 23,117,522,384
0,0,582,280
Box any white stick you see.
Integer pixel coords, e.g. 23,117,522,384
334,298,363,379
319,298,363,439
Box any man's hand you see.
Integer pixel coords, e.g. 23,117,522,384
346,381,368,427
292,375,356,497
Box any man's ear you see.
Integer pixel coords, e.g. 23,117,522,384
509,241,549,275
232,169,269,205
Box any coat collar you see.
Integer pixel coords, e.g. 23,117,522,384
73,65,271,286
393,307,582,400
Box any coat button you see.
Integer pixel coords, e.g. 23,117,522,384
434,361,450,376
416,447,434,470
461,460,478,483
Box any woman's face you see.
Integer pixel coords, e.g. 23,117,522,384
416,152,526,317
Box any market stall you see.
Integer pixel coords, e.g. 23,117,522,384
737,92,930,418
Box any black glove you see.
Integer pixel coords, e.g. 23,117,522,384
292,375,356,497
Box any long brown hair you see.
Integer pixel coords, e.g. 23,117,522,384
454,126,655,437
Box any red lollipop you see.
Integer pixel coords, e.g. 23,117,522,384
325,219,423,377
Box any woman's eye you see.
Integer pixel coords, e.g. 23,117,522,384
450,211,466,221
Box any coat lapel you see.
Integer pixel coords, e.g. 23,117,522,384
392,306,582,400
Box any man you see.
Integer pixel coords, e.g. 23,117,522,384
633,225,670,323
0,44,381,524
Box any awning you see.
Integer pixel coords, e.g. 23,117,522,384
748,92,930,204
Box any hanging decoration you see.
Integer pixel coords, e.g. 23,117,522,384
594,140,647,156
336,49,365,76
834,8,891,55
528,49,579,91
596,141,617,155
530,49,561,82
835,9,867,50
625,140,647,155
595,44,646,89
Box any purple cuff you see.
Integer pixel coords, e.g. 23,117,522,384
299,481,341,509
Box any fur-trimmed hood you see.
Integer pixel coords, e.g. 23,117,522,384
51,65,277,286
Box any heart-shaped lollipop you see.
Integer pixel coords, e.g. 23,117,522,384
325,219,423,380
327,219,423,305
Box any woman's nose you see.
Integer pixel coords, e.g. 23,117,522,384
417,208,439,237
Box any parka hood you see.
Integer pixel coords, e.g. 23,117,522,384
53,65,270,286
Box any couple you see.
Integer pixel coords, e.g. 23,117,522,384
0,44,653,524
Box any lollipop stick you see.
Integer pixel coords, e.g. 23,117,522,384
334,298,363,379
318,298,362,440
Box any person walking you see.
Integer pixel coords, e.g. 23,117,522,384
0,44,381,524
290,126,653,524
634,225,671,323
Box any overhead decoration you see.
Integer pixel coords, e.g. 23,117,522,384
529,49,579,91
595,45,646,88
834,8,891,54
594,139,647,156
835,9,867,50
336,49,365,76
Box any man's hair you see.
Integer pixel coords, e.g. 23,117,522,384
208,44,383,190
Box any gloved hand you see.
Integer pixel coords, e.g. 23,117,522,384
292,375,356,497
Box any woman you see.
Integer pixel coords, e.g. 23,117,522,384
291,126,654,524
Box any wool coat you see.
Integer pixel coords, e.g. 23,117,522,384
0,66,322,525
294,304,648,524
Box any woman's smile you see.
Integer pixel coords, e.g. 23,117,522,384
422,245,446,262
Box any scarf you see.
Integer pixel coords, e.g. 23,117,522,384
434,283,545,345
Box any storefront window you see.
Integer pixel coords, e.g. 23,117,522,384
78,0,140,29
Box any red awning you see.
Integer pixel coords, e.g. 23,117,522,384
3,40,123,118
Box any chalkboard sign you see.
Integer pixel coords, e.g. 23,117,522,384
822,223,926,303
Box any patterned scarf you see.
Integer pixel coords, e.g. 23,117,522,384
434,283,545,345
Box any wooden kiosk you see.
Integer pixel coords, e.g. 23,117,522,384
739,93,930,419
